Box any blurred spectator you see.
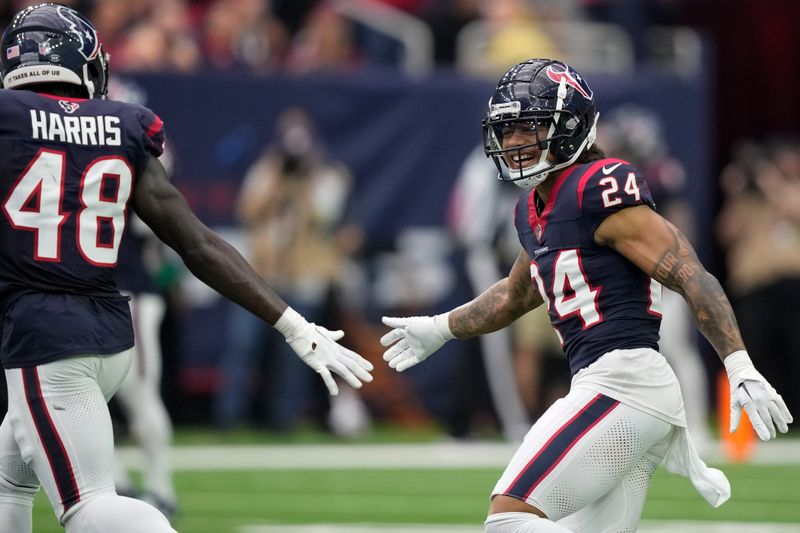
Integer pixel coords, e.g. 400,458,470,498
213,107,368,434
117,21,200,73
597,104,713,448
716,140,800,422
580,0,680,65
286,4,361,73
192,0,286,71
754,139,800,224
423,0,481,65
459,0,561,77
271,0,319,36
90,0,137,60
482,0,560,74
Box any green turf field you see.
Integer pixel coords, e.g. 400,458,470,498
31,462,800,532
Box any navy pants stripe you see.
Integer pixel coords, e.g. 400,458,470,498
22,366,81,511
505,393,620,499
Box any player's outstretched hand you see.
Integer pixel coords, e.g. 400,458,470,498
725,351,793,441
380,314,454,372
276,308,373,396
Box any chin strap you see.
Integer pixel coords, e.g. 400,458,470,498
82,64,96,99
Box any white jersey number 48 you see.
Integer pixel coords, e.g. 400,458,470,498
3,149,132,266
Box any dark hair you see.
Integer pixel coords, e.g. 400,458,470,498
577,143,606,163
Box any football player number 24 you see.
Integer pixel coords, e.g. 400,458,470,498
531,250,601,329
600,172,640,208
531,248,663,338
2,149,132,266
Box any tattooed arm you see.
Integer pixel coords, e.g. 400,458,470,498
593,204,745,359
594,204,792,440
449,249,544,338
381,249,543,372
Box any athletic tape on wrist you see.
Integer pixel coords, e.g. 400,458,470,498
274,307,308,338
723,350,753,382
434,312,455,340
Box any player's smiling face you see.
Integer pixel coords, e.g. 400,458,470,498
498,121,552,170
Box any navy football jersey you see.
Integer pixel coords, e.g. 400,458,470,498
0,89,165,368
116,215,158,295
514,158,663,375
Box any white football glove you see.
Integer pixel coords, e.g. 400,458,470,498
724,350,793,441
380,314,455,372
275,307,373,396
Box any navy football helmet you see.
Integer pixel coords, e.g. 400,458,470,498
1,3,108,98
482,59,598,189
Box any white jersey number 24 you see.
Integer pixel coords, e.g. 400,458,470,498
530,249,663,333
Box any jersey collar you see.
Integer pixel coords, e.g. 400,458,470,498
528,166,578,241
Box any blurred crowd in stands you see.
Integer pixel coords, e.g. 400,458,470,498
0,0,685,75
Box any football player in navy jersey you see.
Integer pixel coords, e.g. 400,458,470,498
0,4,373,533
381,58,792,533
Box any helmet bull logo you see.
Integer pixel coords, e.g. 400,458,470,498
545,66,591,100
56,6,99,60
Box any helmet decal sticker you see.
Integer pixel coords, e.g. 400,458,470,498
545,65,591,99
56,5,99,60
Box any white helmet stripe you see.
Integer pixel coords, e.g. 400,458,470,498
535,77,568,170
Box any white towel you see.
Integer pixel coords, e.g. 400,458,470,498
664,426,731,507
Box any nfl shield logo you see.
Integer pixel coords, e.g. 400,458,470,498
535,224,543,239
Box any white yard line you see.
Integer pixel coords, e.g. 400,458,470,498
238,521,800,533
117,440,800,471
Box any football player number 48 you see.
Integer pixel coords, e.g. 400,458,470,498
2,148,132,266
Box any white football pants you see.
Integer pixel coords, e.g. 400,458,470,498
0,351,176,533
491,388,673,533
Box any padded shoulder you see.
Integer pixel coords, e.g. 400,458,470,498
134,104,165,158
576,158,655,234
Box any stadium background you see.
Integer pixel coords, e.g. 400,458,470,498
1,0,800,531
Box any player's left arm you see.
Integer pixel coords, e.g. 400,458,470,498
596,205,741,357
595,204,793,439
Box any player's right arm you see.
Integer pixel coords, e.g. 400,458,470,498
381,249,543,371
131,155,373,395
449,248,544,337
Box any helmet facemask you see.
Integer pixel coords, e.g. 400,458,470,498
482,62,599,190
